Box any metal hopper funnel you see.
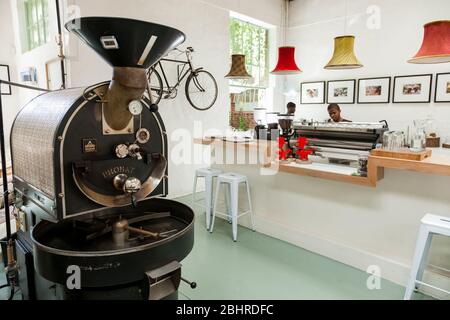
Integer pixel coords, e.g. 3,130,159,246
66,17,185,130
66,17,185,69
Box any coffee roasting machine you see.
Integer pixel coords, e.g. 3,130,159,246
5,17,197,300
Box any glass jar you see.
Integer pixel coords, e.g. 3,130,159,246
410,120,426,152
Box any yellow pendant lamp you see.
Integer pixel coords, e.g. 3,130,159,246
324,35,363,69
324,0,363,70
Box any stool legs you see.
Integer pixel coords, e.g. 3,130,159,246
230,181,239,242
204,176,214,231
210,180,221,234
192,174,198,208
404,225,432,300
245,180,255,231
225,184,231,224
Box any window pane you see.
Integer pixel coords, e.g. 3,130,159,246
37,0,43,20
229,17,269,113
21,0,49,50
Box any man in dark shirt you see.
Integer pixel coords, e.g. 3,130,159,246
327,104,351,123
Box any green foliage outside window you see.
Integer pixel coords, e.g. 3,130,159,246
18,0,50,52
238,113,248,131
229,17,269,111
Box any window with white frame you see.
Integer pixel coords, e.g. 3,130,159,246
229,16,269,111
18,0,50,52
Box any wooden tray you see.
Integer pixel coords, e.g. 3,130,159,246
370,148,432,161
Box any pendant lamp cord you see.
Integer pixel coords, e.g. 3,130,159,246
344,0,348,34
285,0,288,45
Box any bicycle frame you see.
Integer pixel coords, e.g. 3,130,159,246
153,51,196,93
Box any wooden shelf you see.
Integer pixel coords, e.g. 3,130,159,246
369,152,450,177
275,162,374,187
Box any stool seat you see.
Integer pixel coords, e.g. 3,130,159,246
196,167,222,177
216,172,247,183
421,214,450,232
404,213,450,299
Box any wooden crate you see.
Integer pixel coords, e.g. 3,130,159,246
370,148,432,161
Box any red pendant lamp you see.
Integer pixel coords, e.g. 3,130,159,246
271,0,302,75
271,46,302,74
408,20,450,64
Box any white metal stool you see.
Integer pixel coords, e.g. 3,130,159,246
192,168,222,230
210,173,255,242
404,213,450,299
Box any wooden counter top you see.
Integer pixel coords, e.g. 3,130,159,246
369,151,450,176
194,137,276,149
194,138,450,187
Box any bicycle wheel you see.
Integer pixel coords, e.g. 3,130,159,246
146,67,163,104
185,70,218,111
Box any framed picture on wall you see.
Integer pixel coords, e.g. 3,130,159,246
393,74,432,103
327,79,355,104
434,73,450,103
357,77,391,104
300,81,326,104
0,64,11,95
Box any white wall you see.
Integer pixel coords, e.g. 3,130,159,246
0,0,20,161
286,0,450,138
9,0,62,106
63,0,284,197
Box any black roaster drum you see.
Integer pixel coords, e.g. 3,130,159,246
31,198,194,288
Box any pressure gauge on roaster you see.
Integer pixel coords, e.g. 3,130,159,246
115,144,129,159
128,100,143,116
136,128,150,144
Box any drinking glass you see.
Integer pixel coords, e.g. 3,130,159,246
382,131,405,150
410,120,426,152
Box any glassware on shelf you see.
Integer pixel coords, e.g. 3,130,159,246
410,120,427,152
393,131,405,150
424,115,437,137
382,131,405,150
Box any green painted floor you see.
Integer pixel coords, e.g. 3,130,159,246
176,195,407,300
0,194,434,300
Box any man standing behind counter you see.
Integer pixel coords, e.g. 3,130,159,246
327,104,351,123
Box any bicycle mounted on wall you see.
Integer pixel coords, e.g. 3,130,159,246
147,47,218,111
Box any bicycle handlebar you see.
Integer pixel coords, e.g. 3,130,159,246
172,47,194,54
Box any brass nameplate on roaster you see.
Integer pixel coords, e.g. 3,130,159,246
82,139,98,153
102,166,136,179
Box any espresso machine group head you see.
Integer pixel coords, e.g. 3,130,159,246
278,113,295,151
